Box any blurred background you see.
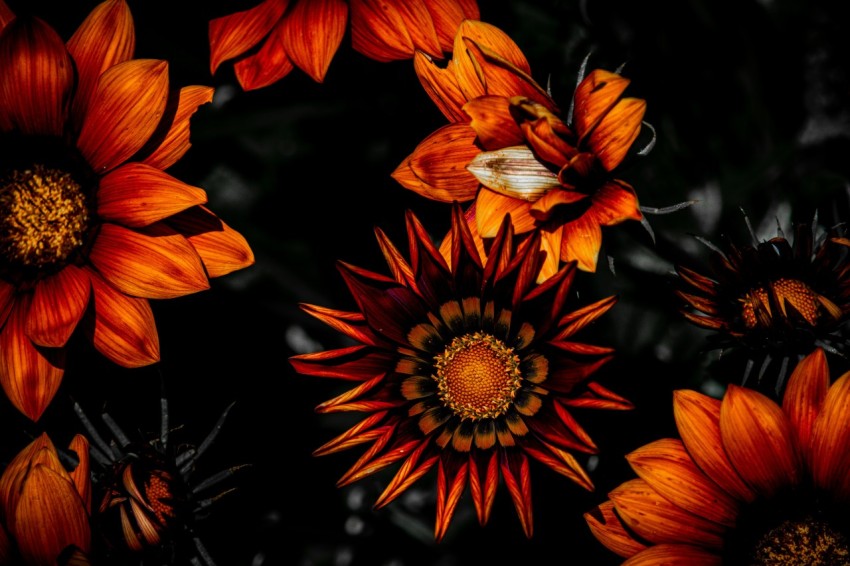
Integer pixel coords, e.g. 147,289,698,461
2,0,849,564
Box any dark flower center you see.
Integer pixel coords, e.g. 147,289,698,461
740,278,836,329
750,515,850,565
0,163,90,274
433,332,522,420
144,469,178,527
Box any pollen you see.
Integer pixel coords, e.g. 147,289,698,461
434,332,522,420
0,164,90,270
145,471,177,526
751,516,850,565
740,278,824,329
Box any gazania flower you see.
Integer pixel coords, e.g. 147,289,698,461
392,20,648,279
208,0,480,91
0,433,92,565
75,395,243,564
675,218,850,392
585,347,850,565
290,203,632,539
0,0,254,421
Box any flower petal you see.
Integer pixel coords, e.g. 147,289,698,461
588,180,643,226
350,0,417,62
140,85,214,170
0,16,72,135
810,370,850,500
76,59,169,173
720,384,801,497
86,274,159,367
233,19,295,91
281,0,347,82
66,0,135,128
89,222,209,299
500,450,533,538
67,435,92,514
27,264,91,348
475,188,536,238
413,52,467,122
0,282,13,327
622,544,722,566
782,347,829,463
452,20,530,100
573,68,630,140
558,213,602,272
164,206,255,278
589,97,646,171
467,145,561,201
208,0,288,73
97,163,208,228
426,0,478,52
464,94,525,150
584,500,648,559
0,298,64,421
434,456,468,541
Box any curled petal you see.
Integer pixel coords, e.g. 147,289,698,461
76,59,169,173
281,0,347,82
413,52,467,122
140,85,214,170
209,0,288,73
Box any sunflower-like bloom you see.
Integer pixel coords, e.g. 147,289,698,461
675,221,850,391
208,0,480,91
0,0,255,421
290,203,631,539
586,347,850,564
0,433,92,565
392,20,647,279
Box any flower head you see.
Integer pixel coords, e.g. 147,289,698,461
393,21,648,279
290,203,631,539
0,433,92,565
208,0,480,91
0,0,254,421
675,218,850,392
586,347,850,564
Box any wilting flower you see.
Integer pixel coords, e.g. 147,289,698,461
0,433,92,565
675,218,850,392
585,347,850,564
290,203,631,539
393,20,648,279
0,0,254,421
75,396,243,563
209,0,480,91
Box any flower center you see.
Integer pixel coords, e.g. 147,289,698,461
750,516,850,565
433,332,522,420
740,278,831,329
0,164,90,274
144,469,178,527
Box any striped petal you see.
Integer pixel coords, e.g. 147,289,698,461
281,0,347,82
467,145,561,201
26,265,90,348
622,544,722,566
76,59,169,173
164,206,254,279
434,457,468,541
452,20,531,101
89,222,209,299
0,16,72,135
86,274,159,368
140,85,214,170
475,188,536,238
584,500,648,559
233,18,295,91
810,371,850,500
425,0,478,52
720,385,801,497
67,435,92,514
0,298,64,421
782,347,829,463
208,0,288,73
573,69,630,142
350,0,417,62
558,214,602,272
589,96,646,171
413,52,467,122
66,0,135,128
468,450,498,525
500,450,533,538
464,95,525,150
0,282,13,327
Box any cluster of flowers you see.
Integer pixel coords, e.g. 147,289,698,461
1,0,849,564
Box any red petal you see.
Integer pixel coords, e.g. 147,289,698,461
140,85,214,170
350,0,417,62
782,347,829,463
587,180,643,226
425,0,475,52
810,371,850,500
26,265,90,348
500,450,533,537
468,450,498,525
434,456,469,541
280,0,347,82
622,544,722,566
233,20,295,91
86,274,159,367
209,0,287,73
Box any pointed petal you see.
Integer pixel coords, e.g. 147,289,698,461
438,202,488,271
475,188,536,238
452,20,530,100
783,348,829,463
393,123,481,202
208,0,287,73
434,457,468,541
89,222,209,299
232,18,295,91
626,438,738,527
535,226,562,283
609,478,724,548
0,16,72,135
77,59,169,173
585,500,648,559
553,295,618,340
0,282,13,327
313,412,388,456
460,37,552,106
573,69,630,141
589,97,646,171
588,180,643,226
720,385,801,498
622,544,722,566
164,206,254,279
281,0,347,82
468,145,561,201
810,371,850,500
672,389,755,502
140,85,214,170
374,441,437,509
500,450,533,538
468,451,498,525
86,274,159,367
66,0,135,127
559,214,602,272
0,298,64,421
297,304,379,346
522,438,594,490
413,52,467,122
13,465,91,563
464,94,525,149
98,163,207,227
290,345,389,380
26,265,90,348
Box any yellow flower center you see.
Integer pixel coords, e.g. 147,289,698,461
0,164,90,271
434,332,522,420
740,278,837,329
751,516,849,565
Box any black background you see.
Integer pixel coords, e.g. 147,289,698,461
2,0,849,564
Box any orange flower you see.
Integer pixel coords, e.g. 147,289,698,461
290,203,632,540
0,0,255,421
0,433,92,565
585,347,850,564
208,0,480,91
393,20,647,279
